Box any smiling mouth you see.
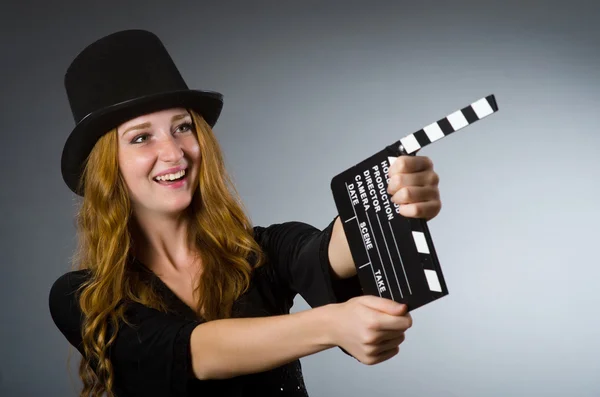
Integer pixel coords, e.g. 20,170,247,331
153,169,187,185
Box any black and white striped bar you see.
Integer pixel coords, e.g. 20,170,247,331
399,94,498,155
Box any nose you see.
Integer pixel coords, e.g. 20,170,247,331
157,134,184,163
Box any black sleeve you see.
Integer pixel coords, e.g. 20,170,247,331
254,215,364,309
48,270,201,397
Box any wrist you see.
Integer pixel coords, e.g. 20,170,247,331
316,303,340,348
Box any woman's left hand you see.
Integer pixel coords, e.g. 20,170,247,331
386,155,442,221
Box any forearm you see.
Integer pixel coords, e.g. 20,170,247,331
190,304,336,380
328,216,357,279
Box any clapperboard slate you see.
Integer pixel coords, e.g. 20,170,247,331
331,95,499,311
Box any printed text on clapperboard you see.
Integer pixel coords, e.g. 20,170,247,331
346,160,401,294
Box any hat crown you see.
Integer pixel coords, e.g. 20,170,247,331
64,29,189,123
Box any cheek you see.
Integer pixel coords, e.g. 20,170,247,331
191,145,201,162
118,150,155,184
186,139,201,164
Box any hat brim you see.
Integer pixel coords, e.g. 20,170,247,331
61,89,223,196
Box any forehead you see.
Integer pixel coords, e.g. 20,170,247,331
117,107,190,130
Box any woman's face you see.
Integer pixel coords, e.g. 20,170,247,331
117,107,200,217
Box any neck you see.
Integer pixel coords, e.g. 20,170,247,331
131,208,199,274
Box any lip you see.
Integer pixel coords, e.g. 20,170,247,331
153,165,187,179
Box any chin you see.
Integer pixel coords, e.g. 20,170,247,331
159,193,193,213
133,190,192,217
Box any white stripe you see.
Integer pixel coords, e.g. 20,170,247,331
424,269,442,292
471,98,494,119
388,156,397,167
400,134,421,154
412,231,430,254
447,110,469,131
423,122,444,143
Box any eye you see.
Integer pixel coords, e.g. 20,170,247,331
131,133,149,144
175,122,194,133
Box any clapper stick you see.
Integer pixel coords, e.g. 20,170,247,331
330,95,499,311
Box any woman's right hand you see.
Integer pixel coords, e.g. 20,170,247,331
328,295,413,365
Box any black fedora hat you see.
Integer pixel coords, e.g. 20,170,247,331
61,29,224,196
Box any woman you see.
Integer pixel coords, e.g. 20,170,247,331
49,30,442,397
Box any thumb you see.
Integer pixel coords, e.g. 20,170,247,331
358,295,407,316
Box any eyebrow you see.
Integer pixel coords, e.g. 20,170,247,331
120,113,191,137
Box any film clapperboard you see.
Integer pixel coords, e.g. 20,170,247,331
330,95,499,311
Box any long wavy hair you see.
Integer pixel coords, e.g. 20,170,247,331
70,109,265,397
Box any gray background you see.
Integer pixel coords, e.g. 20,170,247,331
1,1,599,396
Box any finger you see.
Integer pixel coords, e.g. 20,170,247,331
387,170,440,193
374,333,406,353
357,295,407,316
365,334,406,357
365,346,400,365
390,186,439,205
397,200,442,220
372,312,413,332
388,155,433,176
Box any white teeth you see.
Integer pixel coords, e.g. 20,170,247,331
155,169,186,181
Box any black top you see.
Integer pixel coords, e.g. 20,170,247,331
49,216,363,396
